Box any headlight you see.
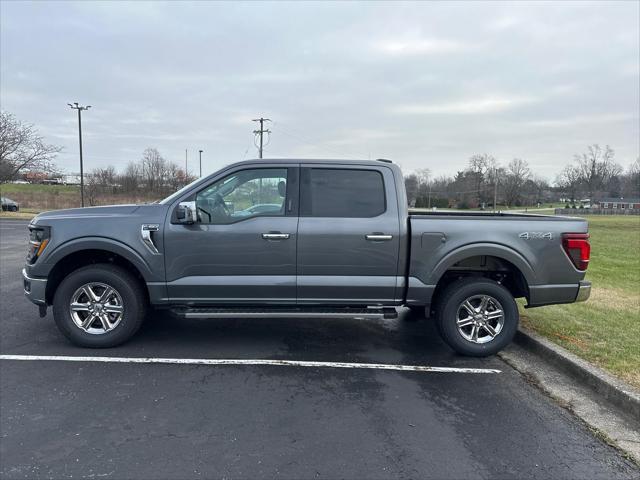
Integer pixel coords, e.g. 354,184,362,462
27,226,51,264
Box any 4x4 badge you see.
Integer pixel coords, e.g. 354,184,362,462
519,232,553,240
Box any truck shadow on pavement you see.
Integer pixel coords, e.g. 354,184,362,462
124,307,494,369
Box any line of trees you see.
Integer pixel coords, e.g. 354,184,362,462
85,148,196,205
556,145,638,202
404,154,550,209
404,145,639,209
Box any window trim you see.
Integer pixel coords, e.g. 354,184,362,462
299,167,387,218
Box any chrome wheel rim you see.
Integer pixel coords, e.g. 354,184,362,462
69,282,124,334
456,294,504,344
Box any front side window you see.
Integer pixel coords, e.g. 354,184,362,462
195,168,288,224
301,168,386,218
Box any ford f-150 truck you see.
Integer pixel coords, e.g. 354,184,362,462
23,159,591,355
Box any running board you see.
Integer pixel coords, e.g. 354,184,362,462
171,306,398,320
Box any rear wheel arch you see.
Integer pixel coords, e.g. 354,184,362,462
428,244,536,286
429,251,531,314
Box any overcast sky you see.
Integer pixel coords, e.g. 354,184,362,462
1,1,638,179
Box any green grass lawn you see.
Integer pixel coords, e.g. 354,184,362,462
0,183,80,195
0,207,41,220
520,215,640,388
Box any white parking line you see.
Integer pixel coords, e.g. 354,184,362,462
0,354,501,374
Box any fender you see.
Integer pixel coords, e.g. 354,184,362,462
39,236,155,281
426,242,537,286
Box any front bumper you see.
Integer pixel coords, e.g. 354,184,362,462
22,268,47,306
575,280,591,303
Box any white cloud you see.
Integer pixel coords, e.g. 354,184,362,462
487,16,521,31
392,96,537,115
524,113,638,128
376,38,473,56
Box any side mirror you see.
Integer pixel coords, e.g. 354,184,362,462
175,201,197,224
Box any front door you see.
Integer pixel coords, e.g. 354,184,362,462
296,165,401,305
164,166,299,304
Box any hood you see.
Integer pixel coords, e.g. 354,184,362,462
31,204,160,225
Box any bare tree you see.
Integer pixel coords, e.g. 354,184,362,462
415,168,431,185
503,158,531,207
119,161,140,193
556,165,581,203
93,166,116,186
575,144,622,201
622,158,639,198
467,153,497,205
404,174,419,207
141,147,167,193
0,111,62,182
165,162,193,191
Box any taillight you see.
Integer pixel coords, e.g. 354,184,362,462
562,233,590,271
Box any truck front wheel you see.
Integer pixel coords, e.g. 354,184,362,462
52,264,147,348
436,278,518,356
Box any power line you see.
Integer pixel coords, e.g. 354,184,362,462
252,117,271,158
273,121,365,160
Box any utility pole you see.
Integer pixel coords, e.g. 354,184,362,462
252,117,271,158
199,150,203,177
493,167,499,213
185,149,188,175
68,102,91,207
428,182,432,209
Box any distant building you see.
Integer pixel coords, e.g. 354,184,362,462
598,198,640,210
23,171,48,183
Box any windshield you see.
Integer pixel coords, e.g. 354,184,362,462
158,176,209,205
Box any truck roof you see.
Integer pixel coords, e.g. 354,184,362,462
239,158,393,167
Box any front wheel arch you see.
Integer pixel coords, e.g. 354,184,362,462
45,249,149,306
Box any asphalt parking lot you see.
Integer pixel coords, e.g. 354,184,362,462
1,218,638,479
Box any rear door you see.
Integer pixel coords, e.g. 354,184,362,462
296,165,401,305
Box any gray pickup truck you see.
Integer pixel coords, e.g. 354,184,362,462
23,159,591,355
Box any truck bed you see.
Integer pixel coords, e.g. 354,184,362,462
408,209,585,221
405,212,588,307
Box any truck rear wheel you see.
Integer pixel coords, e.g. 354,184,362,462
52,264,147,348
436,278,518,357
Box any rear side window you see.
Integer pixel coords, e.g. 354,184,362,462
301,168,386,217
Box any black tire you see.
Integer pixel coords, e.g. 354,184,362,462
52,264,147,348
9,205,18,212
436,277,518,357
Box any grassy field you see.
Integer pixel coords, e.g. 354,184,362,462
0,208,41,220
520,215,640,388
0,183,81,211
0,183,80,195
0,183,158,210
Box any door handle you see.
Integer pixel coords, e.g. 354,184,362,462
365,234,393,241
262,232,290,240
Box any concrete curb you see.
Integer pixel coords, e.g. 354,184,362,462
513,328,640,420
